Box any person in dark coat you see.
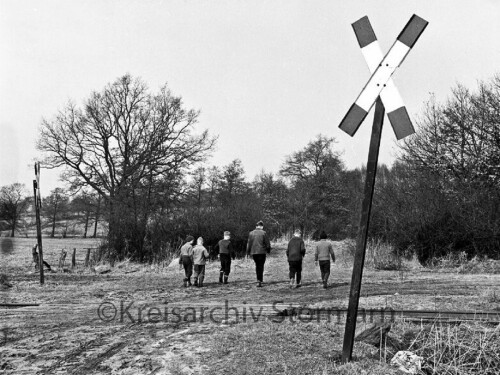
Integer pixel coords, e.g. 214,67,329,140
246,220,271,287
286,229,306,288
314,231,336,288
179,235,194,287
214,231,235,284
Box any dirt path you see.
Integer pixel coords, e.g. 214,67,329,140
1,241,499,374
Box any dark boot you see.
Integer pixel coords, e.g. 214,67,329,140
296,274,301,288
219,271,224,284
187,278,192,286
223,275,228,284
194,278,198,287
257,281,262,287
199,276,204,287
183,278,187,288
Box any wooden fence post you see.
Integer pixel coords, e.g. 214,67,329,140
58,249,67,269
72,248,76,269
32,244,39,270
85,248,91,268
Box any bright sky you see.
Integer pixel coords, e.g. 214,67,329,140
1,0,499,196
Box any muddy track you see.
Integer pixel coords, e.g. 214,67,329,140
2,243,500,374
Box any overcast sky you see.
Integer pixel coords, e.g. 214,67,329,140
1,0,499,195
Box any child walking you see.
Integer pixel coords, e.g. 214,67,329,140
192,237,210,287
286,229,306,288
314,231,335,289
215,231,235,284
179,235,194,287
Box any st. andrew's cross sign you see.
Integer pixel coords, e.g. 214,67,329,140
339,15,428,362
340,14,428,139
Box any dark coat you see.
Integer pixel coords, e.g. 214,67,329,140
286,237,306,261
246,228,271,255
215,239,235,259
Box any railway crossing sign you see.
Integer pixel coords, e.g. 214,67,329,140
339,14,428,140
340,15,428,363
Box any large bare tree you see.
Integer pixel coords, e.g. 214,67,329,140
38,74,216,257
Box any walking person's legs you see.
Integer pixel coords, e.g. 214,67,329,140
219,262,224,283
296,261,302,287
198,265,206,287
220,254,231,284
289,261,296,288
193,264,200,286
253,254,266,287
183,257,193,286
319,260,330,288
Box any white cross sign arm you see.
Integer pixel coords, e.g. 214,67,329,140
352,16,414,140
339,14,428,138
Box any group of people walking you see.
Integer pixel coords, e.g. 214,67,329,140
178,220,336,289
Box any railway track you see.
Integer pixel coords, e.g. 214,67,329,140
2,302,499,324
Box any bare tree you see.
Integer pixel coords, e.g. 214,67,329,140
38,74,216,257
70,191,98,238
280,135,345,236
43,188,69,238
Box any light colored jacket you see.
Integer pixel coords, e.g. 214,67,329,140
180,243,193,258
315,240,335,261
192,245,209,265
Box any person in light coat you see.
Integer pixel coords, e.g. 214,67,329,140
314,231,336,289
179,235,194,287
192,237,210,287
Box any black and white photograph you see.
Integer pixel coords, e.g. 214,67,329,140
1,1,500,374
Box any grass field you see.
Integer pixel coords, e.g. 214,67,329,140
1,238,499,374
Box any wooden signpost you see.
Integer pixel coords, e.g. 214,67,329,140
33,162,44,285
339,14,428,363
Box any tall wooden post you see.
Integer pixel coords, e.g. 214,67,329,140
33,163,44,284
85,248,91,268
342,97,384,363
338,14,427,362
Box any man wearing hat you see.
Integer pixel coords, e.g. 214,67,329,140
179,235,194,287
214,231,235,284
246,220,271,287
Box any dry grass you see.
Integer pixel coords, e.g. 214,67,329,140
406,321,500,374
200,320,401,375
430,252,500,274
2,237,500,374
339,238,420,273
199,319,500,375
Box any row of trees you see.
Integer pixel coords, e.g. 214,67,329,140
0,185,101,238
14,73,498,263
370,76,500,263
